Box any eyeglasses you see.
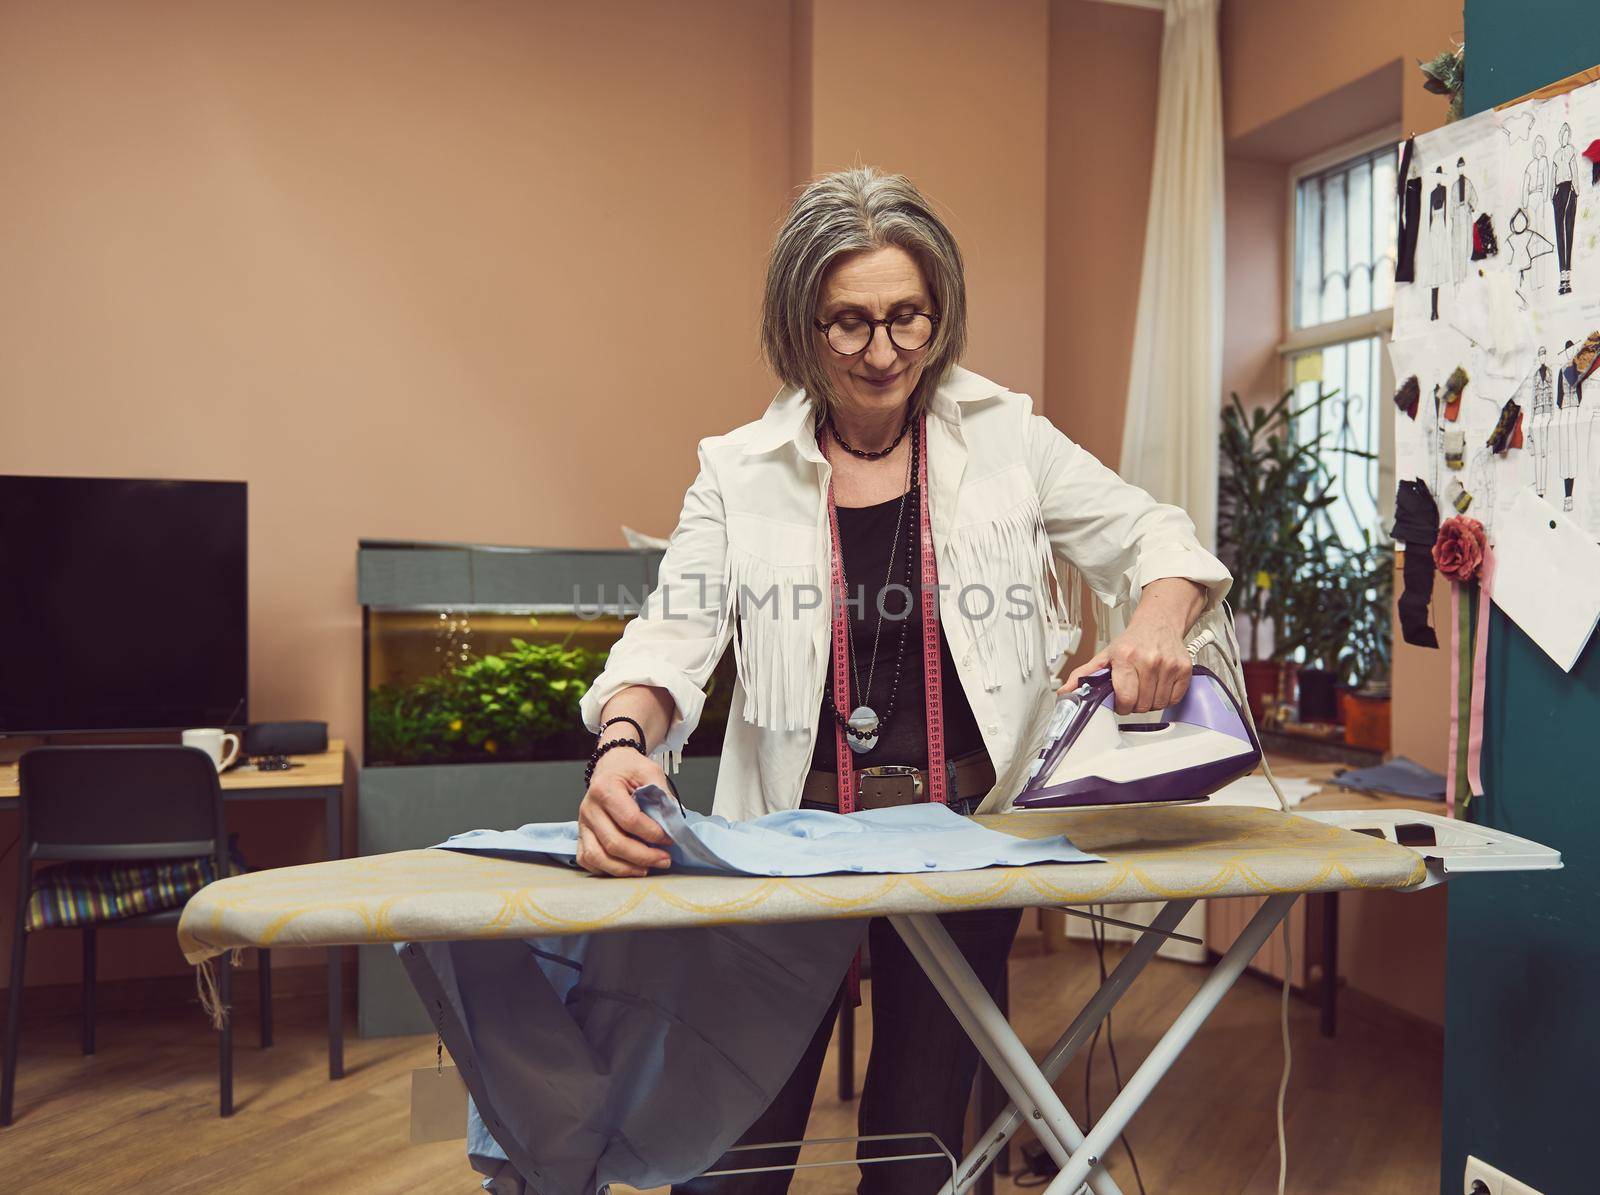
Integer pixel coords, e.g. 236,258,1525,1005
814,311,939,356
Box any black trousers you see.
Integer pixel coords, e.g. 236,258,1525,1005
674,905,1023,1195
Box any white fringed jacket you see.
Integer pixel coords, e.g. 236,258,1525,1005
579,365,1231,821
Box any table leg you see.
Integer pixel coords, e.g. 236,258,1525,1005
836,996,854,1101
1319,892,1339,1039
933,899,1196,1195
889,914,1124,1195
325,786,344,1081
1040,894,1299,1195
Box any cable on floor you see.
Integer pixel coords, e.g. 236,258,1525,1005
1014,910,1152,1194
1090,906,1148,1195
1276,918,1293,1195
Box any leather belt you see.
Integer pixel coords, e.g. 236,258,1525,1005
802,750,996,811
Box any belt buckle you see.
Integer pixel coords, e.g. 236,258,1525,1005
856,764,922,810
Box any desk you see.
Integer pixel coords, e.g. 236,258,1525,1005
1255,757,1445,1038
0,741,349,1081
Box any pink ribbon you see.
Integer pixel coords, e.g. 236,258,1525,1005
1467,549,1494,799
1446,583,1461,818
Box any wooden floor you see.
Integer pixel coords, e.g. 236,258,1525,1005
0,935,1440,1194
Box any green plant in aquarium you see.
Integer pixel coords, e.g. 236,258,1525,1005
367,619,608,765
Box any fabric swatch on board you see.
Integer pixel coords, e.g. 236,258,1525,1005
1471,212,1498,260
1392,479,1441,649
1574,330,1600,380
1585,138,1600,186
1442,366,1469,421
1487,398,1523,454
1394,375,1421,419
1396,137,1422,283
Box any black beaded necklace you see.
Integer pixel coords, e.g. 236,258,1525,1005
827,411,912,460
822,419,919,753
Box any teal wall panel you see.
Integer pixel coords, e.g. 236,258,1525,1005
1444,8,1600,1192
1465,1,1600,113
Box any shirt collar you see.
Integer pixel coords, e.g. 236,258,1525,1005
739,364,1008,458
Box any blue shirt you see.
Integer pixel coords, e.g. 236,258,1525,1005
437,784,1102,875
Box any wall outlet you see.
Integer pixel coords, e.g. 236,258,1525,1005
1465,1155,1544,1195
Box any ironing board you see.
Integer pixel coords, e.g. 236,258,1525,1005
176,804,1560,1195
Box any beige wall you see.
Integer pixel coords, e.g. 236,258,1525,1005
0,0,796,991
1223,0,1462,140
804,0,1051,402
1045,0,1164,451
1220,156,1288,411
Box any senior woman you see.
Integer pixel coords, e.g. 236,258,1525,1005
575,167,1229,1194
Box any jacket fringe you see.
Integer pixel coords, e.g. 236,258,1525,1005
946,498,1080,692
718,544,821,733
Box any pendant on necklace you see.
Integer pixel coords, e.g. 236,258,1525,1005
846,706,880,754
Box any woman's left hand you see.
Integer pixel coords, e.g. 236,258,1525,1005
1059,578,1206,715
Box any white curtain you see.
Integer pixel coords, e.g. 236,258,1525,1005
1119,0,1225,552
1103,0,1225,962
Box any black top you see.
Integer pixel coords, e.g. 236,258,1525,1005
809,493,986,773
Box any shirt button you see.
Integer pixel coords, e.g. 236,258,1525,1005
986,723,999,734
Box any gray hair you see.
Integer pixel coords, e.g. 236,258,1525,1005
760,167,968,415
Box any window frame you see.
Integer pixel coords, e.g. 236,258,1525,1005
1278,123,1404,534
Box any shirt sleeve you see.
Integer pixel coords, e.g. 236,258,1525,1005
578,439,734,759
1026,410,1232,613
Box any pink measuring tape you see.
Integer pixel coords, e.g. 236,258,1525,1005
823,411,947,1005
823,411,948,815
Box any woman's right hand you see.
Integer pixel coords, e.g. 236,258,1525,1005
576,747,675,878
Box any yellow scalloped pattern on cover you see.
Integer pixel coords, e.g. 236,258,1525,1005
177,806,1427,963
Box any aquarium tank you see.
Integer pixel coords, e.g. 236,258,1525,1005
359,539,732,767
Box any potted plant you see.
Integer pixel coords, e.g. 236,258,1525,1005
1337,539,1395,751
1216,389,1340,722
1277,534,1354,724
1275,534,1394,732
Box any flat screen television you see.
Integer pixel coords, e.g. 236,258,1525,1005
0,475,248,733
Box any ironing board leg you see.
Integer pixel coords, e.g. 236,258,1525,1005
933,899,1198,1195
888,915,1124,1195
1039,893,1299,1195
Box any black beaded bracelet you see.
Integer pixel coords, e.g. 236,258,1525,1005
585,736,646,788
599,715,647,749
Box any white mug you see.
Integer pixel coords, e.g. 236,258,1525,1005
183,727,241,773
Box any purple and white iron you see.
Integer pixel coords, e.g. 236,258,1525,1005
1012,662,1262,811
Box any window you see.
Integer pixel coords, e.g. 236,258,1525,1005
1292,143,1397,330
1282,131,1401,550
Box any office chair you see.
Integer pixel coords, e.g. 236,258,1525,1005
2,745,272,1123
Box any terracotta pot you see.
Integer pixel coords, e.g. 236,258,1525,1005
1341,691,1392,753
1240,660,1279,724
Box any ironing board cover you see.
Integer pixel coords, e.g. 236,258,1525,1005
177,806,1425,964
